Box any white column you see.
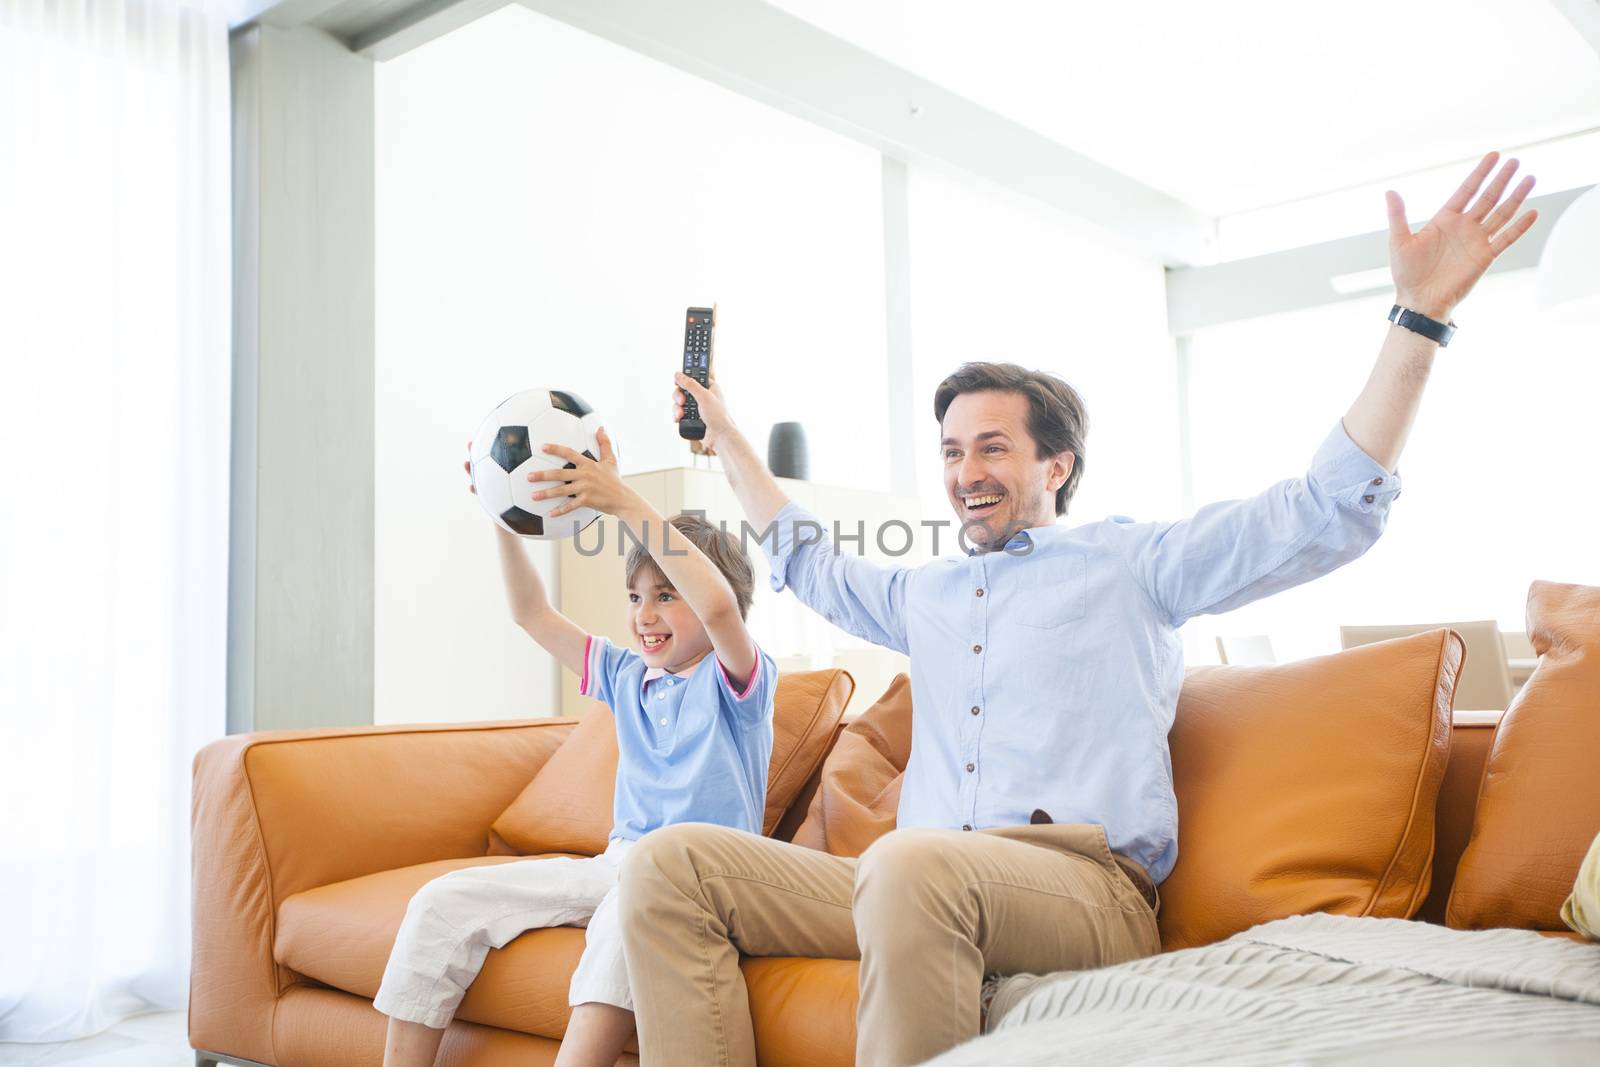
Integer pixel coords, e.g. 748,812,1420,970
882,156,918,498
228,23,375,733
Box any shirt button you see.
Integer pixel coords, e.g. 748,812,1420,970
965,762,975,772
1372,477,1384,486
972,644,983,654
658,717,668,726
975,588,985,597
962,824,973,831
970,706,980,715
1363,494,1375,504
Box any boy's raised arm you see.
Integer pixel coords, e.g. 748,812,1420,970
467,443,589,678
531,428,758,686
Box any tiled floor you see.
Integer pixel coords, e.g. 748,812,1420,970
0,1012,191,1066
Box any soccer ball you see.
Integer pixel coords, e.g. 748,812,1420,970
470,389,606,539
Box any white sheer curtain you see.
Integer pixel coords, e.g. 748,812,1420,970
0,0,230,1042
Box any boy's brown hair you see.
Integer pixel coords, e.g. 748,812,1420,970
624,512,755,619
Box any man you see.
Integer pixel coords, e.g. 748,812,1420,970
620,153,1538,1067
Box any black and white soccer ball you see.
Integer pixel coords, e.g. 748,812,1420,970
469,389,606,539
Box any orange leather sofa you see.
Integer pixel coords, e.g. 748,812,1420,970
188,628,1546,1067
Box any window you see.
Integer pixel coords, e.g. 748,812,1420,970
1181,269,1598,662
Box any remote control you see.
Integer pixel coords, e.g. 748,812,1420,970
679,305,715,441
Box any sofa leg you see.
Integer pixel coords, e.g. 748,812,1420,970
195,1051,274,1067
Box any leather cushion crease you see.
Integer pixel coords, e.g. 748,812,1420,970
491,668,853,855
1447,581,1600,930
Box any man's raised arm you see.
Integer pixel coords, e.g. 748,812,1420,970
1115,152,1538,628
673,371,912,654
1342,151,1537,470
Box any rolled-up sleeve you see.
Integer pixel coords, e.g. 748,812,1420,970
1113,419,1401,627
758,501,913,654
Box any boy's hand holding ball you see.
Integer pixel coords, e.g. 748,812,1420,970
527,428,648,524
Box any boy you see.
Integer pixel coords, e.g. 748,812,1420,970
374,426,776,1067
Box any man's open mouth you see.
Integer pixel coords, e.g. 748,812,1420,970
962,492,1004,519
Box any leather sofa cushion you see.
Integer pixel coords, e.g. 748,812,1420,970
790,674,911,857
1415,711,1502,924
1448,581,1600,930
745,957,858,1067
1160,628,1461,950
276,856,587,1040
491,709,618,856
492,668,854,856
277,857,858,1063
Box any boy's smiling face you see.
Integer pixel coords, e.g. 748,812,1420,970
627,568,714,674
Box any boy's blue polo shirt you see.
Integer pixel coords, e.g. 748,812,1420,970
580,635,776,843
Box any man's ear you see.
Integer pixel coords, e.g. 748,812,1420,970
1047,451,1075,494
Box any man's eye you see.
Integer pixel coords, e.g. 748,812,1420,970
985,445,1004,454
944,450,960,460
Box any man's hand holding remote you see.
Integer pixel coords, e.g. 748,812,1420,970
672,370,790,532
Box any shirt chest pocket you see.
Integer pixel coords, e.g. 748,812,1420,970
1011,554,1087,629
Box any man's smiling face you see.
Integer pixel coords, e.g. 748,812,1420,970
940,389,1074,551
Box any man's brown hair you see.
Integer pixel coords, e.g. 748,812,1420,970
932,361,1089,517
624,512,755,619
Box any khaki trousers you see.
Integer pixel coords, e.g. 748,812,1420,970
617,822,1161,1067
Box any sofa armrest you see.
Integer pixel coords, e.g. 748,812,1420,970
189,717,574,1062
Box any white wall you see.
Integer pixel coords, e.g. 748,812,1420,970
374,6,887,723
1181,268,1600,663
905,166,1183,537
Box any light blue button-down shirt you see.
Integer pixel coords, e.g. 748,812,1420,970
581,636,776,844
761,420,1399,883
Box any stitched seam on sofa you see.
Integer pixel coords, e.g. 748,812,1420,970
1171,509,1335,624
1446,649,1503,928
1401,637,1459,918
1364,630,1454,918
243,721,575,1036
238,744,286,1064
1405,632,1461,916
766,671,847,826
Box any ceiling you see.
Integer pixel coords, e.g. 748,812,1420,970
770,0,1600,216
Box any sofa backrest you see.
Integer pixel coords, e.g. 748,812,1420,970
1416,711,1500,923
785,633,1496,946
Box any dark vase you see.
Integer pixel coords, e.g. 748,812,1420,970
767,422,809,480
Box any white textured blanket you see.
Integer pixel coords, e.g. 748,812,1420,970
927,914,1600,1066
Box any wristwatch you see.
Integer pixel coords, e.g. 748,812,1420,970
1389,304,1456,347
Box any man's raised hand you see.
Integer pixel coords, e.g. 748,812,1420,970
1387,151,1537,322
673,371,731,456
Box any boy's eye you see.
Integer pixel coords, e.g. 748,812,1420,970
657,592,674,602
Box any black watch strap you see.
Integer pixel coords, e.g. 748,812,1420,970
1389,304,1456,347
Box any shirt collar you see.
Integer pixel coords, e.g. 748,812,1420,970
643,664,694,683
965,523,1063,557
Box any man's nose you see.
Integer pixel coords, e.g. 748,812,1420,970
957,454,989,492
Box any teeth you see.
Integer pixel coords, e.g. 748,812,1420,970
641,635,668,648
965,494,1003,508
